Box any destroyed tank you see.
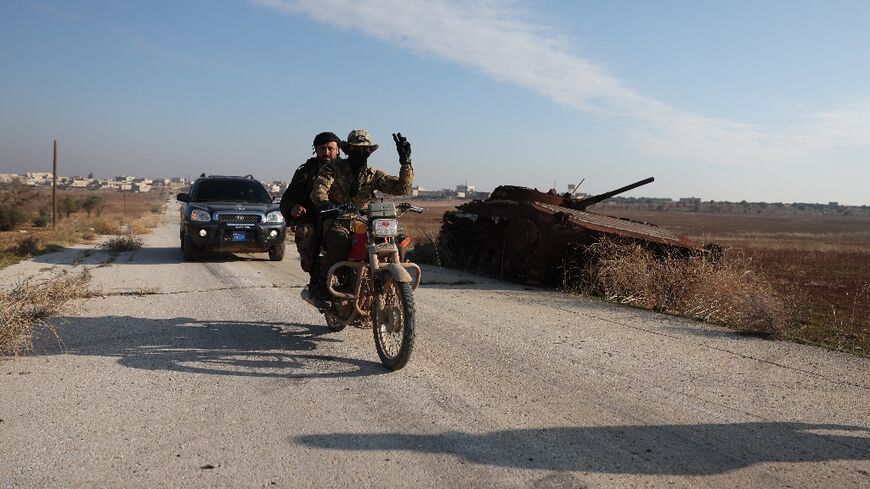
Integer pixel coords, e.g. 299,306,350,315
437,177,705,286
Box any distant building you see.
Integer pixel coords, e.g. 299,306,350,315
456,184,475,199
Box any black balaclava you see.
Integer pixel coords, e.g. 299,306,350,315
346,146,376,173
346,146,377,197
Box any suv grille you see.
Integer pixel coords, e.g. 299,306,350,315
217,213,261,224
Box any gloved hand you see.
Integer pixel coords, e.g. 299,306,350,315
318,201,337,213
393,132,412,165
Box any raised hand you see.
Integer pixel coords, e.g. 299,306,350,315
393,132,412,164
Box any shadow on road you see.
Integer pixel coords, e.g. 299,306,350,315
293,423,870,475
131,246,276,265
33,315,386,379
28,246,275,266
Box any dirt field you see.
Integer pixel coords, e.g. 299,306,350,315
397,198,870,355
0,188,167,268
599,208,869,353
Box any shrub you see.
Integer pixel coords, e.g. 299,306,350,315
32,214,49,228
571,238,789,335
81,195,104,217
13,235,42,256
128,221,149,235
0,204,28,231
58,195,81,218
92,218,120,235
0,270,91,356
99,235,144,252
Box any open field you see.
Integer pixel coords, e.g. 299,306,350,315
398,199,870,355
0,188,167,269
601,208,870,354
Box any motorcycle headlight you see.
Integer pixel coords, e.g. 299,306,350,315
190,209,211,222
264,211,285,223
372,219,399,237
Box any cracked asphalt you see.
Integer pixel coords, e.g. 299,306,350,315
1,203,869,488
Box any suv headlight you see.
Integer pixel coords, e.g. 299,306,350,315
372,219,399,237
190,209,211,221
265,211,285,223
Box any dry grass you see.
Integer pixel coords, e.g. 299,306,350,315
99,235,144,253
92,218,121,235
569,239,789,335
0,189,165,269
0,269,92,356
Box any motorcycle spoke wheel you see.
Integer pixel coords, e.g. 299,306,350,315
372,280,415,370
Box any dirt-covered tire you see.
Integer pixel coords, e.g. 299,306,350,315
372,280,415,370
269,244,285,261
182,234,199,261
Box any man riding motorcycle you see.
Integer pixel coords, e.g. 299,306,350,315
306,129,413,306
279,131,343,292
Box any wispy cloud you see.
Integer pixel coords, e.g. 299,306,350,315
253,0,870,166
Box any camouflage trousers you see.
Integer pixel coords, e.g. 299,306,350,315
293,224,315,273
317,217,356,289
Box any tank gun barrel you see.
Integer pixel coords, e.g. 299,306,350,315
573,177,654,209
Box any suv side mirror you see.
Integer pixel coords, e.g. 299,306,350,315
176,193,190,202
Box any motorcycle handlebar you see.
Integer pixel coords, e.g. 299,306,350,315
318,202,425,216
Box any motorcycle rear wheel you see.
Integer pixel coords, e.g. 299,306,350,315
372,280,415,370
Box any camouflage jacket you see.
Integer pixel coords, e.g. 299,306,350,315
280,157,341,224
310,161,413,209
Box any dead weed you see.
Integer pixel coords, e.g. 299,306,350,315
570,238,789,335
0,270,92,356
99,235,144,253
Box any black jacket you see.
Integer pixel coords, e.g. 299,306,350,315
280,157,330,225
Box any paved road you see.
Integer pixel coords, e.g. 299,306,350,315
2,206,869,488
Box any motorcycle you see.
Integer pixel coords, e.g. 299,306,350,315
303,201,423,370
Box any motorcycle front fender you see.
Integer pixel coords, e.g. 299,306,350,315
383,263,412,283
379,262,422,291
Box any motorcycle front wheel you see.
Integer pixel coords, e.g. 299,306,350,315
372,280,415,370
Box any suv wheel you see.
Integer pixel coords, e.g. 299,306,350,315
268,244,285,261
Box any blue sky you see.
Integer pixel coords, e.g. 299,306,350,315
2,0,869,204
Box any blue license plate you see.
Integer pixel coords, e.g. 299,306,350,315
231,231,247,242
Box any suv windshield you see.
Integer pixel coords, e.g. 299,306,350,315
191,179,271,203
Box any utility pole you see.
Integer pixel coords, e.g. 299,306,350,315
52,140,57,229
